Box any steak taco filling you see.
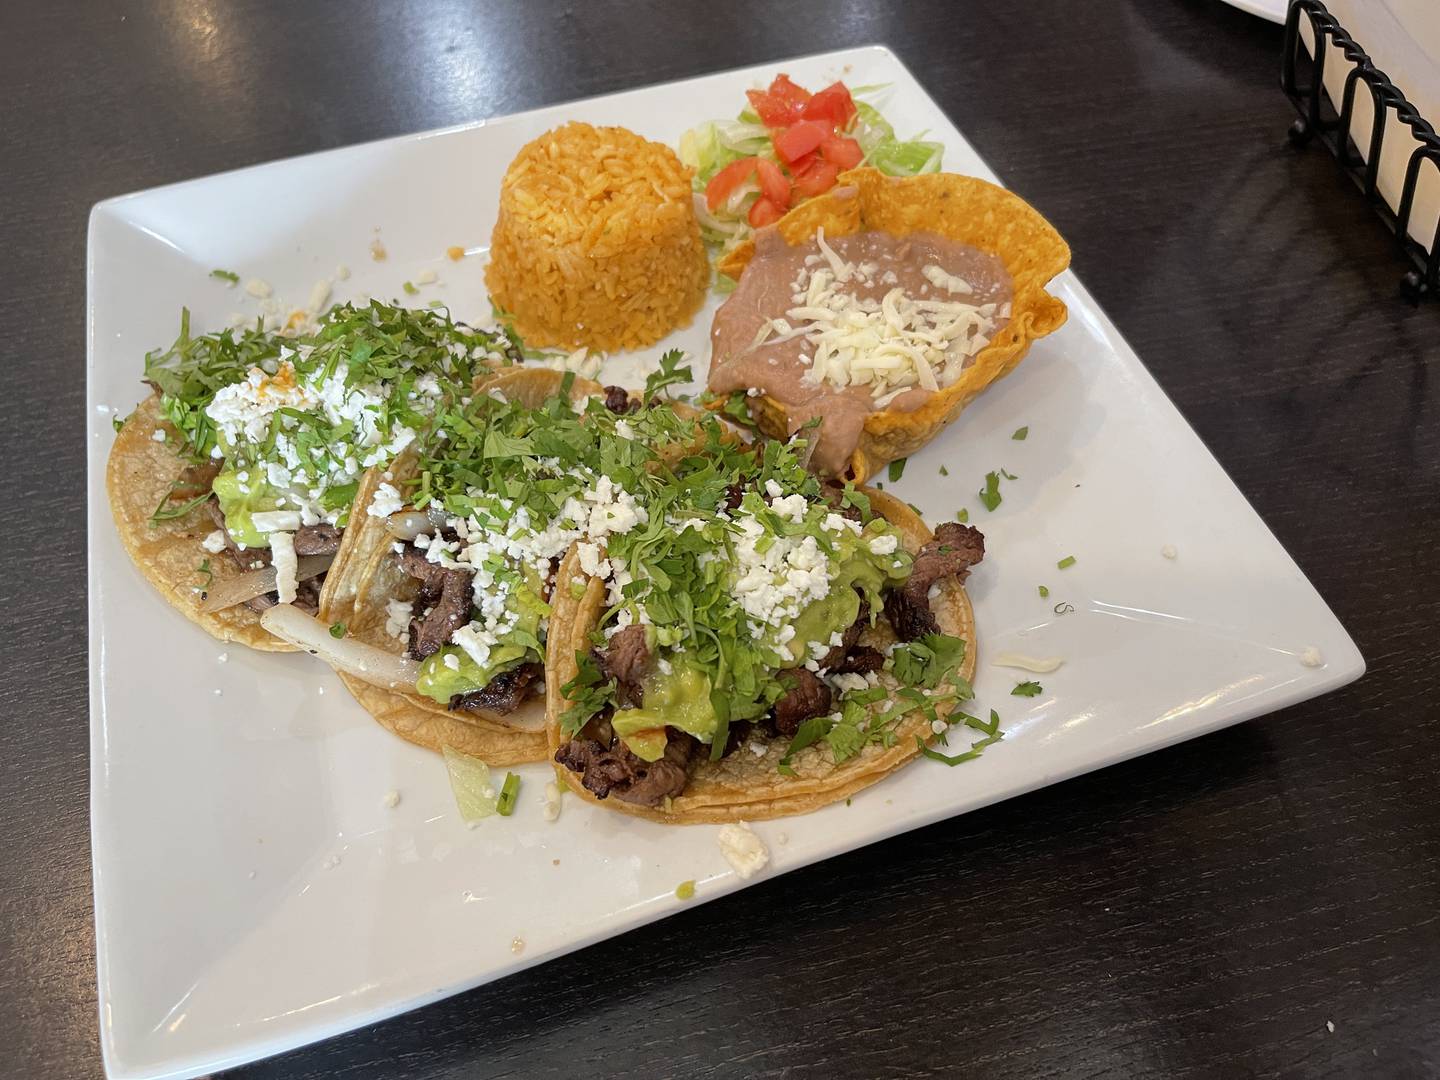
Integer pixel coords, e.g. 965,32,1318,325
354,370,728,719
550,405,987,813
136,302,514,618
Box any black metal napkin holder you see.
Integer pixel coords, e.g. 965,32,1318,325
1281,0,1440,302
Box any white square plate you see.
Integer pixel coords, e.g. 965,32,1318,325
87,45,1363,1079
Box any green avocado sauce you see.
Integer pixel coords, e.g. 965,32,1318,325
211,469,282,549
415,570,549,705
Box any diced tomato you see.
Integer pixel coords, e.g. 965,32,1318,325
753,158,791,209
705,158,759,211
801,82,858,130
747,74,810,128
791,158,839,199
706,156,790,213
786,150,818,175
746,89,799,128
820,134,864,170
773,121,831,167
768,74,812,109
748,196,786,228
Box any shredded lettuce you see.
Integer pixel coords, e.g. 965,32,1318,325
868,138,944,177
678,120,772,190
442,745,499,822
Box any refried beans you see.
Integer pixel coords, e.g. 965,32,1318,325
709,227,1013,475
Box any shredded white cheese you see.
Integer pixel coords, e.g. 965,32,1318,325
270,531,298,604
991,652,1065,674
775,229,1000,403
250,510,303,533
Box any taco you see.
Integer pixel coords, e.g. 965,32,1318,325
305,366,738,763
546,429,987,825
707,166,1070,480
106,302,517,650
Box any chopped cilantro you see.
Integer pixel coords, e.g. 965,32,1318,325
1012,426,1028,441
891,634,967,689
675,880,696,900
720,390,752,424
978,471,1003,512
917,708,1003,766
558,652,615,738
402,281,419,296
1038,585,1050,598
955,508,969,523
194,559,213,590
1000,468,1019,480
209,269,240,284
642,349,693,401
888,457,907,482
1057,555,1077,569
938,464,949,477
148,487,212,525
1011,681,1043,697
111,415,126,433
329,622,347,639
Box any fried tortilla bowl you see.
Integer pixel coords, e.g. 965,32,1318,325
714,166,1071,483
545,490,978,824
107,395,338,652
317,367,736,764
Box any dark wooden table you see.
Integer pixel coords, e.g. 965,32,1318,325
5,1,1437,1076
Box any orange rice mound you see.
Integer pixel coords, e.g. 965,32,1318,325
485,122,709,352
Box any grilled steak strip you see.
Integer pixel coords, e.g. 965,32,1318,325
597,624,651,709
554,729,700,807
819,597,868,670
602,385,636,414
884,523,985,641
398,545,474,660
771,667,832,737
450,661,542,715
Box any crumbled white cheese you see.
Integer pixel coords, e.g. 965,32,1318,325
1300,646,1324,668
831,672,870,693
307,278,332,314
991,652,1064,673
576,540,612,579
717,821,770,880
541,781,562,822
201,529,228,554
1161,544,1178,560
613,419,635,440
250,510,302,533
151,429,167,443
270,531,298,604
244,278,273,299
381,789,401,809
384,598,411,639
367,481,405,519
922,263,974,295
869,533,899,555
